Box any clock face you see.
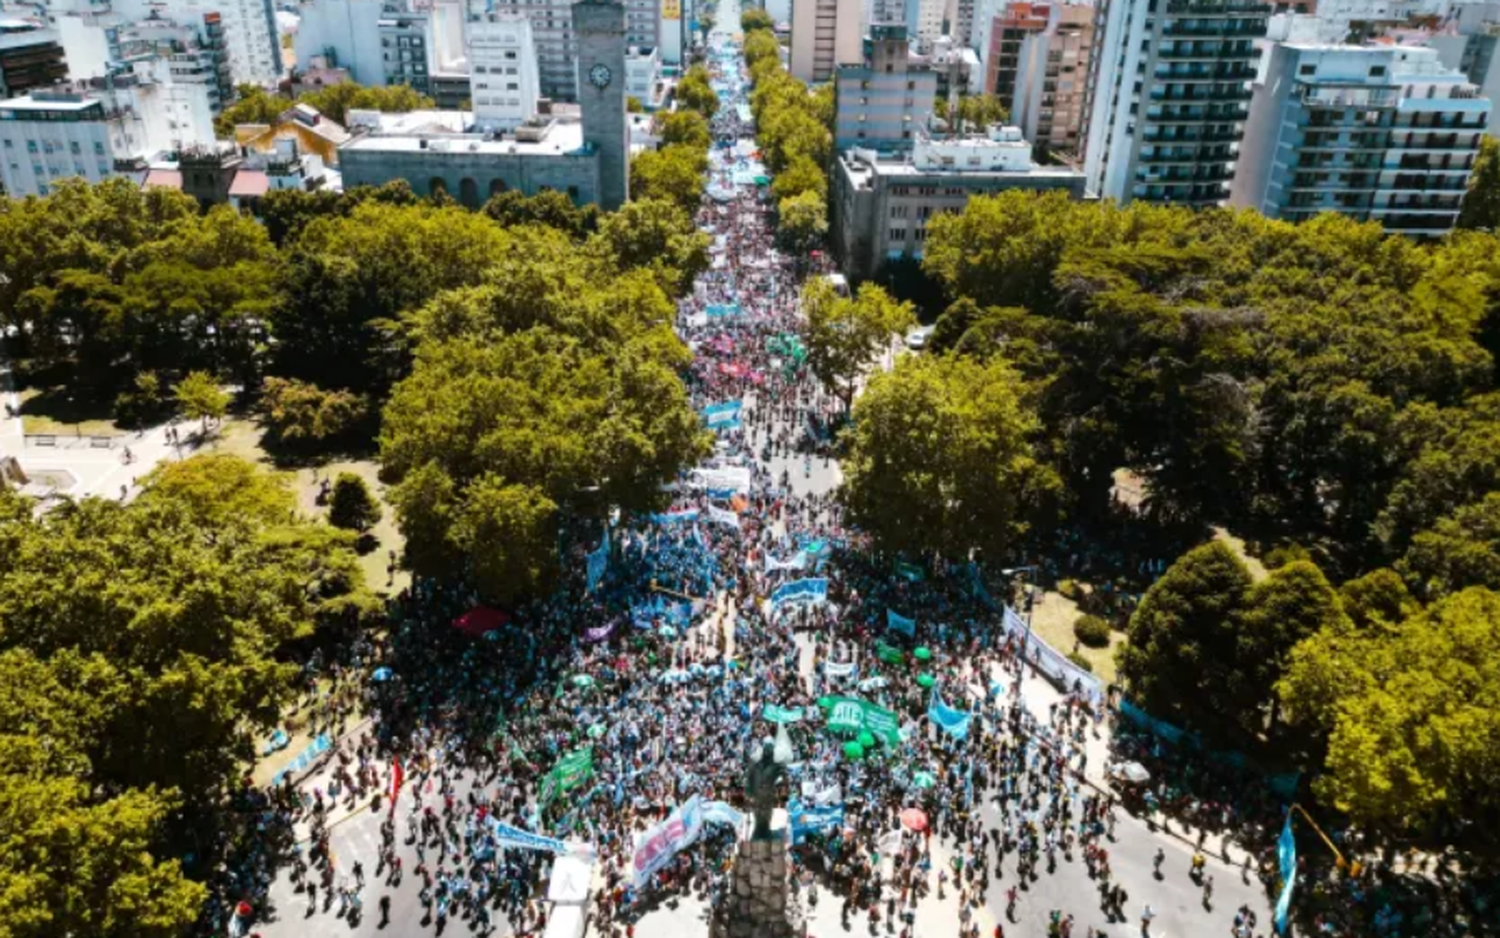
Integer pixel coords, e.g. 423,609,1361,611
589,63,613,89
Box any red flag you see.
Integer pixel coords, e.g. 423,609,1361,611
390,757,404,816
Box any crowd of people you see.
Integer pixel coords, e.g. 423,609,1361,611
195,26,1500,938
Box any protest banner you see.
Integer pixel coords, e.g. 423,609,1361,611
769,578,828,613
886,609,916,637
632,795,703,887
928,689,972,740
824,660,857,679
1002,605,1104,705
824,696,901,746
487,817,569,854
702,400,744,429
788,799,844,845
707,506,741,530
541,748,594,806
762,704,805,724
1275,810,1297,934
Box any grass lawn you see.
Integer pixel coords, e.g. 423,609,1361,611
213,417,409,596
1028,587,1122,685
16,386,122,436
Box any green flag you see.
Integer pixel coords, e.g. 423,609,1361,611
824,696,901,746
540,747,594,805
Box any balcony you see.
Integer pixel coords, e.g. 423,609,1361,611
1148,85,1253,103
1154,64,1257,81
1141,126,1241,143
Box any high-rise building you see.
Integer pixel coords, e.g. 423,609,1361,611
834,25,937,151
1231,42,1490,237
468,15,538,130
573,0,626,210
1081,0,1269,206
1011,0,1092,152
474,0,581,100
1429,0,1500,121
0,19,69,99
945,0,975,48
112,0,281,85
791,0,862,81
293,0,435,93
973,1,1048,99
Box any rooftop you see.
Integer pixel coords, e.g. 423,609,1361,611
341,115,589,156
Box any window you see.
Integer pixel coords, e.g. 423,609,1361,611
1299,63,1315,76
890,227,907,241
890,205,908,218
1,139,9,148
1369,65,1386,77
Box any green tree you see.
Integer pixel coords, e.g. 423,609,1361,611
1399,492,1500,599
630,144,708,213
627,95,644,113
297,81,434,125
482,189,598,238
956,92,1008,130
259,376,371,451
777,190,828,254
136,453,295,529
1117,542,1255,733
801,278,917,410
676,65,720,118
741,7,774,31
380,329,709,602
770,154,826,202
743,29,779,66
1457,136,1500,231
840,354,1057,561
657,109,712,149
590,198,710,298
1279,587,1500,831
328,472,383,532
214,84,292,136
174,370,230,433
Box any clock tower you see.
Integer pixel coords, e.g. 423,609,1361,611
573,0,629,212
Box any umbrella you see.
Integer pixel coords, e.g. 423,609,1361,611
588,723,608,739
371,667,393,682
913,647,932,661
913,771,937,789
571,675,595,688
916,673,936,688
1113,761,1151,784
658,625,677,638
842,741,865,760
857,730,876,749
900,808,929,832
857,676,888,692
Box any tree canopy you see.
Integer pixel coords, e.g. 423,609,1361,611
801,277,916,409
215,81,434,135
840,353,1056,562
0,456,375,936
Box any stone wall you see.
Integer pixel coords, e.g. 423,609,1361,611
711,835,797,938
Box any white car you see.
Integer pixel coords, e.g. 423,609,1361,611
905,326,934,351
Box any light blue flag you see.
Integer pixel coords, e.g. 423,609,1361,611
886,609,916,637
1275,810,1297,933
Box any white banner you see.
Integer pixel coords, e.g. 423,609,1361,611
825,660,857,679
1002,606,1104,705
631,796,703,888
689,466,752,494
708,506,741,530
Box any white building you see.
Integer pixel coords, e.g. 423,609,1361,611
0,76,213,195
293,0,436,93
468,16,537,130
1081,0,1270,206
112,0,281,85
470,0,579,100
624,43,658,104
1429,0,1500,128
1231,42,1490,237
790,0,861,82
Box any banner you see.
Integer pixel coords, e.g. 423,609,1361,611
701,800,743,830
708,506,741,530
886,609,916,637
894,560,925,582
702,400,744,429
762,704,805,723
788,799,843,845
770,578,828,612
825,696,901,746
488,817,569,854
705,303,742,318
632,795,704,887
875,641,905,666
650,509,700,525
928,690,972,740
690,466,752,494
765,550,808,573
585,525,610,594
824,660,857,679
541,748,594,805
583,621,618,643
1275,811,1297,934
1003,605,1104,705
662,0,681,22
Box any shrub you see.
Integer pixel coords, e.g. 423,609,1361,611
1066,650,1095,673
328,473,383,532
1074,614,1112,648
260,377,370,449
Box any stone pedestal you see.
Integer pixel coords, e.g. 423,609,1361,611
711,832,797,938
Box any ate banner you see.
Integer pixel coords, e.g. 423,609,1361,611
824,696,901,746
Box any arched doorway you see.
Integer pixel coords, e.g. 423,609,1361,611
428,177,447,197
489,178,508,197
459,177,480,209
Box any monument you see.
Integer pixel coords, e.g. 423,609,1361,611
711,736,798,938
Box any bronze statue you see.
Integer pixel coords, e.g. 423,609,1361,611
745,731,792,840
